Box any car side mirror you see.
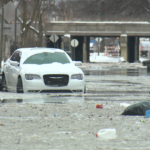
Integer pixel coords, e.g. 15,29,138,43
10,60,19,66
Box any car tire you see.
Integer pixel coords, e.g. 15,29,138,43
2,75,8,92
16,77,24,93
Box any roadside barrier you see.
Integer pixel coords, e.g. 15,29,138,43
104,46,121,57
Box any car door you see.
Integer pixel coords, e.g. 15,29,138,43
4,53,18,87
9,51,21,88
3,59,11,87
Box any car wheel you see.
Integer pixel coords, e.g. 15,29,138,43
16,77,24,93
2,75,8,92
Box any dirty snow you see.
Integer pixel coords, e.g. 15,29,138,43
1,62,150,149
90,52,149,63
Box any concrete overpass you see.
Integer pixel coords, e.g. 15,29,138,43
45,21,150,62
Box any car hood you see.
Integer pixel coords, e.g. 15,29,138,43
21,63,83,74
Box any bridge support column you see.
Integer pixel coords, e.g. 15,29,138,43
83,36,89,62
120,34,128,61
128,36,139,63
71,36,83,61
135,37,139,62
61,36,64,50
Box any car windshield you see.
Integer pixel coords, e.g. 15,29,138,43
23,52,70,65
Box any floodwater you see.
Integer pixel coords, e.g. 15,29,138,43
0,96,85,104
83,67,150,76
1,67,150,104
1,65,150,149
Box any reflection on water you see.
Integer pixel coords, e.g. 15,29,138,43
83,68,150,76
85,91,148,94
86,80,140,85
0,96,85,104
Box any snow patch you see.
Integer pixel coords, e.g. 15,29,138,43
64,34,71,38
26,20,31,25
90,53,124,63
119,57,125,62
18,17,23,23
30,26,39,33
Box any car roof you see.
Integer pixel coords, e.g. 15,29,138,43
16,47,65,53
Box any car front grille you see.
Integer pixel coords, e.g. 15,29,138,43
43,74,69,86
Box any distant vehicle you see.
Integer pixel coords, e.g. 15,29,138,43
139,41,150,57
90,39,98,53
2,47,85,93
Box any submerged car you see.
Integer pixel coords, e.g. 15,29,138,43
2,47,85,93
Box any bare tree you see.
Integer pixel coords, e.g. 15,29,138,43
55,0,150,21
14,0,54,47
2,0,150,49
102,0,150,21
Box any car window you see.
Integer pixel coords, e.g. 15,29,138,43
10,52,21,62
23,52,70,65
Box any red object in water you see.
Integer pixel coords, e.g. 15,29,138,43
96,104,103,108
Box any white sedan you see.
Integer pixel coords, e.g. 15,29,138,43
2,47,85,93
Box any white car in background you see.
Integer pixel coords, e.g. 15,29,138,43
139,41,150,57
2,47,85,93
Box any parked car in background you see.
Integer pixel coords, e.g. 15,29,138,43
139,41,150,57
1,47,85,93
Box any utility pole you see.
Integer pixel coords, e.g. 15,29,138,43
14,8,17,51
0,7,4,69
98,1,100,20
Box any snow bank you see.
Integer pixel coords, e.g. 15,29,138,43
90,53,125,63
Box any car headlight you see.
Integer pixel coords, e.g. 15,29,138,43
25,74,41,80
71,74,83,80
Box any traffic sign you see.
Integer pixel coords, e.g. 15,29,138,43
0,24,20,35
0,1,21,23
49,33,59,43
71,39,79,47
95,37,102,42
